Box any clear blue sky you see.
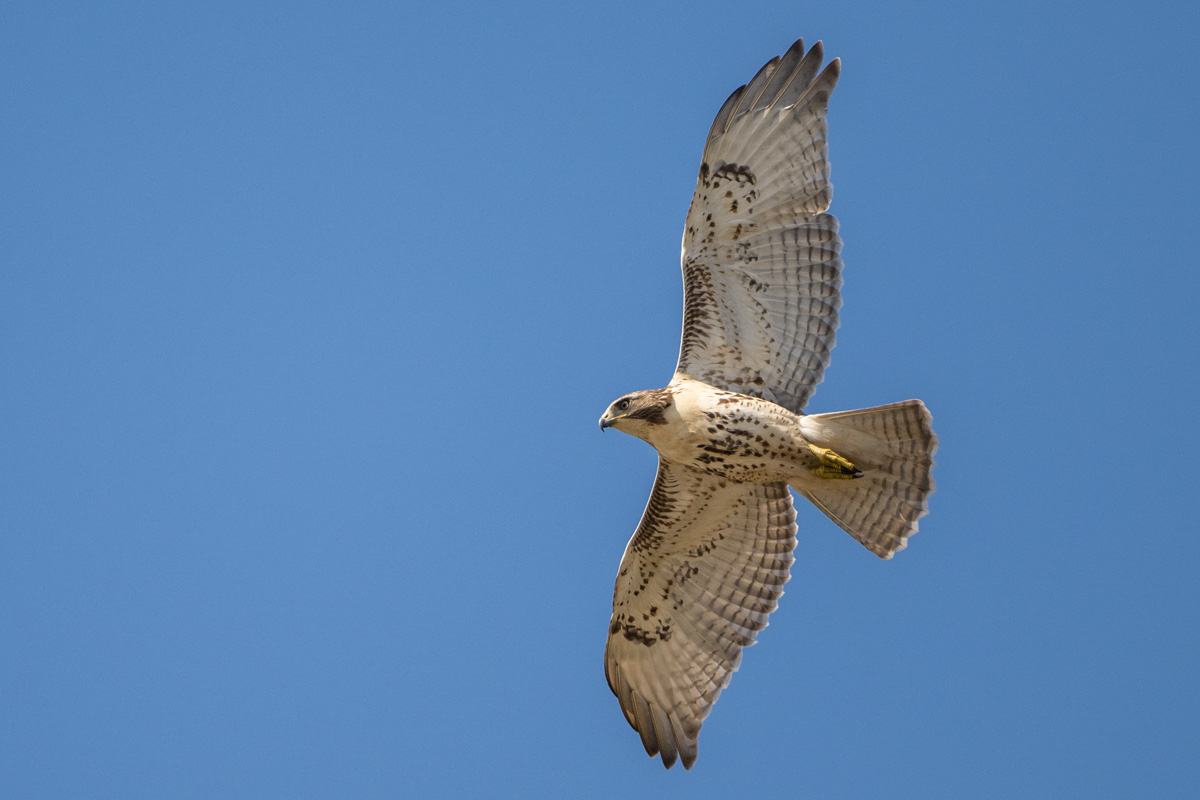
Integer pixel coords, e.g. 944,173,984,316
3,1,1198,797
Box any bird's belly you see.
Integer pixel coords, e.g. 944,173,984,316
645,409,816,483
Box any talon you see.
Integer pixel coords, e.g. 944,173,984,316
808,444,863,479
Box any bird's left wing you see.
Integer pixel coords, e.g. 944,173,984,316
675,39,843,414
605,459,797,769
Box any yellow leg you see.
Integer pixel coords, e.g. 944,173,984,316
808,444,863,479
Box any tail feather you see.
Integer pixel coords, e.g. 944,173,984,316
794,400,937,558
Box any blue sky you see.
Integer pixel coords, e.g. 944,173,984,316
3,0,1198,797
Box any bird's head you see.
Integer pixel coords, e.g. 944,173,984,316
599,389,674,439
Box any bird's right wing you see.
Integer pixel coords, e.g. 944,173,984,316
675,39,843,414
605,459,797,769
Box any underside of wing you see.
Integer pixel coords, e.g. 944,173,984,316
605,460,797,769
676,39,843,414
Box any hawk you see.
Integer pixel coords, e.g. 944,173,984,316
599,38,938,770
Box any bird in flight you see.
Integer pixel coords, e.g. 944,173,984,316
599,38,938,770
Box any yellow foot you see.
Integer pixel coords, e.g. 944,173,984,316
808,444,863,479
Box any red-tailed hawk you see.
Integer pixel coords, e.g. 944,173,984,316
599,38,938,770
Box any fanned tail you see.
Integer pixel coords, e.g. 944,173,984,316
793,400,937,558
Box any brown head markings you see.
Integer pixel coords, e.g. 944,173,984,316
621,388,674,426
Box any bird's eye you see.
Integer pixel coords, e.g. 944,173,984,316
616,399,631,411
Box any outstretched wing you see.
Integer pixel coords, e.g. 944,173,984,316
675,39,843,414
605,460,797,769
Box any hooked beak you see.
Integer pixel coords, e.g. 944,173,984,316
599,416,614,431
